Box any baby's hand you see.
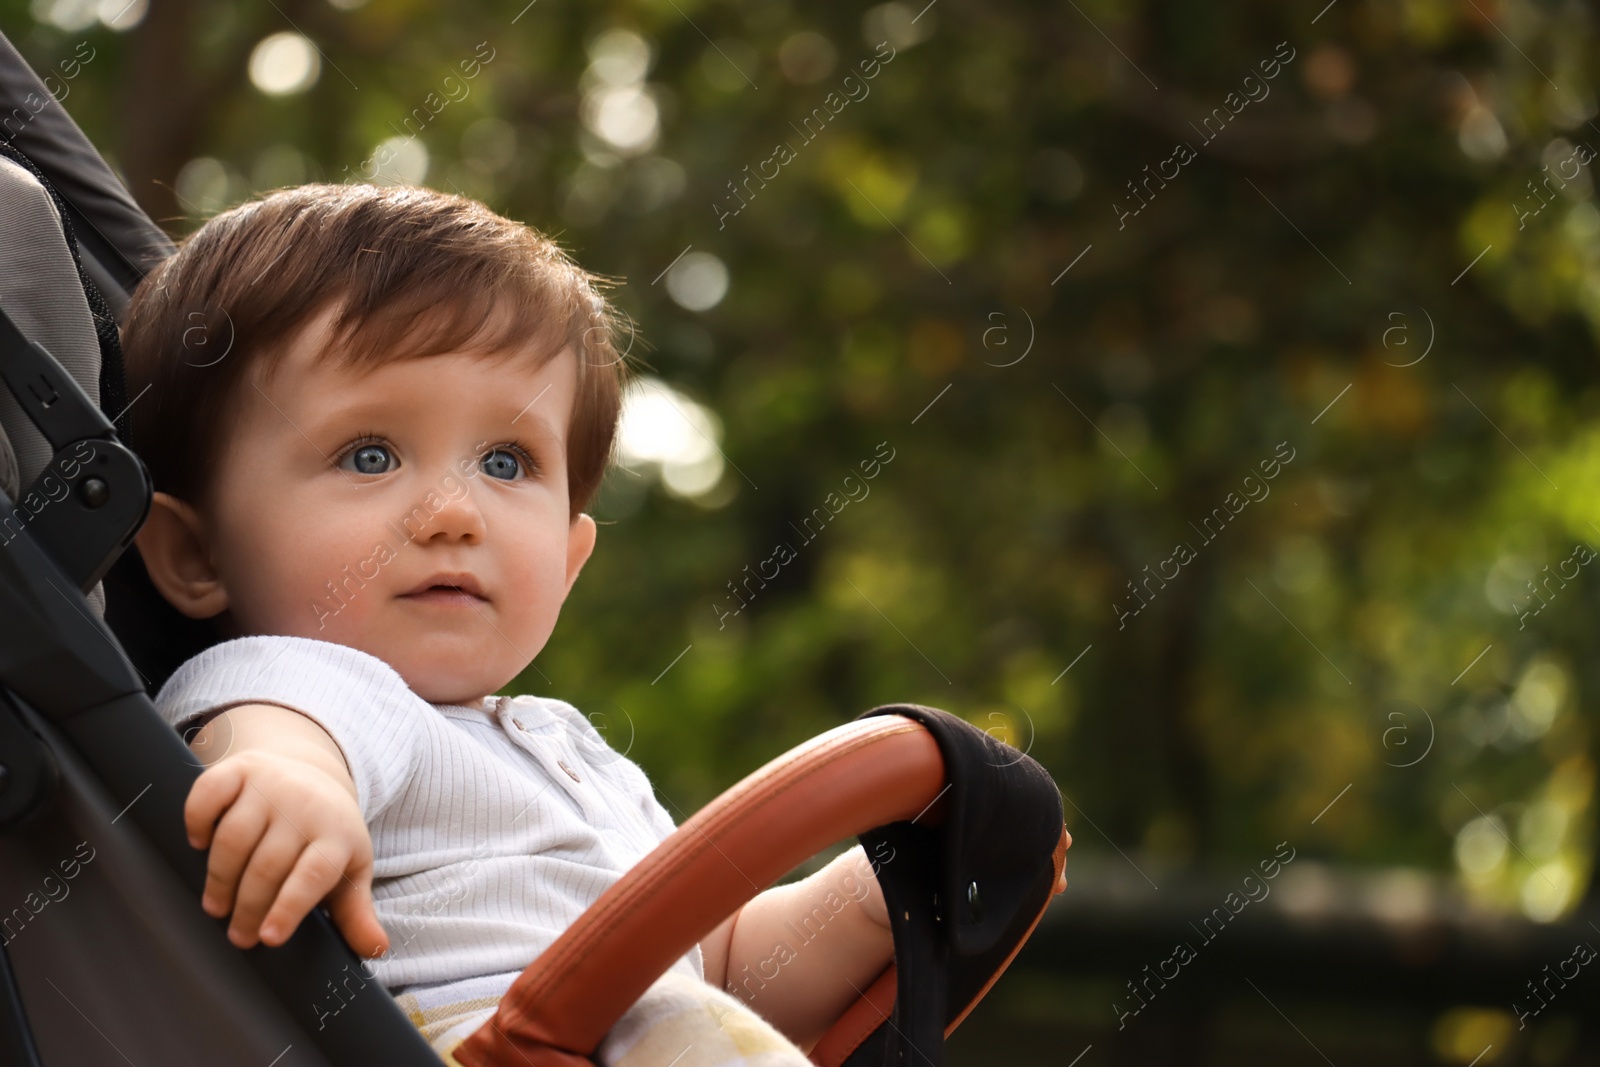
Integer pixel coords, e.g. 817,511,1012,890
184,749,389,958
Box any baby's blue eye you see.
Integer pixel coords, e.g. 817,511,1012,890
342,443,395,475
481,448,524,481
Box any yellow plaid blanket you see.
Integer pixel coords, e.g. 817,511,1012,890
393,970,812,1067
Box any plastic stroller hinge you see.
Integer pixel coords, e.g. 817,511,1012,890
0,302,150,594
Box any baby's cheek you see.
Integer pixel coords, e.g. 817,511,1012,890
501,555,569,640
258,542,381,640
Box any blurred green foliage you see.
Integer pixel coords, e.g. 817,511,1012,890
11,0,1600,924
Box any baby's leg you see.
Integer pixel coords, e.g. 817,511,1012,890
598,970,812,1067
401,968,811,1067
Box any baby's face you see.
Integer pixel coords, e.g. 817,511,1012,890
197,303,595,706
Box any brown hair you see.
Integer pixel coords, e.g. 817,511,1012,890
120,182,630,520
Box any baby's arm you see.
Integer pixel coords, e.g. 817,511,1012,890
700,847,893,1052
185,703,389,957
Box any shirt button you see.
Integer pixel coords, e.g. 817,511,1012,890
558,760,581,782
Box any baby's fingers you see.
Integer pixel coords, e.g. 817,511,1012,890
184,762,247,850
199,795,270,919
227,822,310,948
326,877,389,959
256,841,351,948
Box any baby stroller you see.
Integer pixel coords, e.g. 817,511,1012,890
0,28,1069,1067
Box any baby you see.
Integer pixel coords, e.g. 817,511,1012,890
120,182,893,1064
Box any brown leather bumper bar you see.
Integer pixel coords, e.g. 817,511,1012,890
454,715,948,1067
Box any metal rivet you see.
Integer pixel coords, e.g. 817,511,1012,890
78,478,109,508
966,880,983,921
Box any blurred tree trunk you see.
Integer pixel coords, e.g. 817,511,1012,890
118,0,200,229
118,0,320,232
1154,539,1214,860
1102,509,1216,860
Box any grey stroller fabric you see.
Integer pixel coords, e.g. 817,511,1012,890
0,149,116,617
0,154,101,539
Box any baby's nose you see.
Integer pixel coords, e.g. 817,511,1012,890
406,480,485,542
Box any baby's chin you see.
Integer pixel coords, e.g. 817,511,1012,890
395,652,524,710
287,620,529,705
224,615,520,705
403,671,502,713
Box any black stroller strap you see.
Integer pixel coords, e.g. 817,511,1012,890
851,703,1065,1067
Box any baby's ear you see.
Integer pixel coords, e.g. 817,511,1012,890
136,492,230,619
563,512,598,596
